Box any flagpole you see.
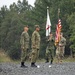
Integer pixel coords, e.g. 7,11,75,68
58,8,61,43
58,8,60,20
55,8,60,46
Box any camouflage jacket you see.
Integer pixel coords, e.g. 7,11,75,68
59,36,66,46
20,31,29,49
47,36,55,48
31,30,41,49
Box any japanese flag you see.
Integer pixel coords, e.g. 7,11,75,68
46,7,51,36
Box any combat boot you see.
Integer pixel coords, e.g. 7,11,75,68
31,62,37,67
45,58,49,63
50,56,53,64
21,62,28,68
50,60,53,64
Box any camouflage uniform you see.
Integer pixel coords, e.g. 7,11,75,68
45,36,55,64
56,36,66,63
31,25,41,67
20,31,29,63
31,30,41,63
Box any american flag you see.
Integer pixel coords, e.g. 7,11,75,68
55,19,62,44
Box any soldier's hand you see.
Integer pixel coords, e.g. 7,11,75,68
21,47,24,50
27,48,29,50
59,44,62,46
37,48,39,51
32,50,35,55
32,46,36,49
27,48,30,52
46,39,49,43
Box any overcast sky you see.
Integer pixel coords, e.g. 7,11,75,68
0,0,35,8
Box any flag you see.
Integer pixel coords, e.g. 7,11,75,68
55,19,62,45
46,7,51,37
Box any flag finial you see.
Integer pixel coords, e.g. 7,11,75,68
58,8,60,19
47,6,49,9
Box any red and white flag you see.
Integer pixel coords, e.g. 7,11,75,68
55,19,62,43
46,7,51,36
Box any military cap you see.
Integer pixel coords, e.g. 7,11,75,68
25,25,29,28
35,25,40,29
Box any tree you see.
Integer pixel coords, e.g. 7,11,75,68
30,0,75,57
0,0,32,59
67,12,75,57
0,0,75,59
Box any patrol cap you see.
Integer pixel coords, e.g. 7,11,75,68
35,25,40,29
25,25,29,28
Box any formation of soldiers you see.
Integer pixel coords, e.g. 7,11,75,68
20,25,66,68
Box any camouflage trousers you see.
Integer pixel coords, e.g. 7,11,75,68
31,48,39,63
45,46,54,61
21,48,30,62
56,46,65,60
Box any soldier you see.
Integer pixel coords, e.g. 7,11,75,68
56,33,66,63
20,25,30,68
31,25,41,67
45,32,55,64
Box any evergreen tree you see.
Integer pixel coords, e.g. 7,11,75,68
0,0,75,59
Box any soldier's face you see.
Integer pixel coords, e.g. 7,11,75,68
50,33,53,37
60,34,63,38
24,27,29,31
26,27,29,31
36,28,40,31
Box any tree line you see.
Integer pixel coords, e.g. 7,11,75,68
0,0,75,59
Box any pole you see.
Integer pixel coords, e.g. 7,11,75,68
55,8,60,46
58,8,60,20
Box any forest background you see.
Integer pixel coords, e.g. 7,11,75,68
0,0,75,60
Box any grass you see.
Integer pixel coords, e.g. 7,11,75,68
53,56,75,63
0,50,75,63
63,57,75,62
0,50,12,62
37,57,75,63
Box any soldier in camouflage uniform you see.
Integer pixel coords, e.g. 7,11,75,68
56,33,66,63
45,32,55,64
31,25,41,67
20,25,29,68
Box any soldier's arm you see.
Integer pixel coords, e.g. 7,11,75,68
20,33,25,49
32,33,36,48
64,38,66,46
52,37,55,42
60,38,66,46
36,32,41,49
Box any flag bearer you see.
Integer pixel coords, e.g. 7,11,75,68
45,32,55,64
